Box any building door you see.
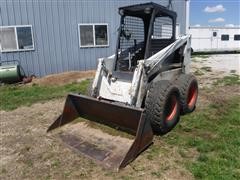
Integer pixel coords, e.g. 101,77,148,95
211,30,218,50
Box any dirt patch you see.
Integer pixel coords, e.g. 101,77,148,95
0,98,194,179
30,70,95,86
196,85,240,109
0,99,64,179
191,54,240,108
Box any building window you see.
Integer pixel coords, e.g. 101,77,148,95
78,24,109,48
95,25,108,46
234,34,240,41
221,34,229,41
79,25,94,46
213,32,217,37
0,25,34,52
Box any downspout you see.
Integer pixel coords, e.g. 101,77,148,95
166,0,176,40
185,0,190,34
114,15,124,70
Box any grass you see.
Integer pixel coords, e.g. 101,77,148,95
193,66,212,76
151,171,161,177
191,54,210,59
213,74,240,86
0,79,90,111
200,66,212,72
194,69,204,76
162,96,240,179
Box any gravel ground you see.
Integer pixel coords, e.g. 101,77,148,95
191,54,240,88
192,54,240,74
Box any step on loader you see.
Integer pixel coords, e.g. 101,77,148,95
47,2,198,171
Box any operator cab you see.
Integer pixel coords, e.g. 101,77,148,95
116,2,177,71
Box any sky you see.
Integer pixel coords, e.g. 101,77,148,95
190,0,240,27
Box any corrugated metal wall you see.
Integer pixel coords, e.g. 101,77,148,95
0,0,187,77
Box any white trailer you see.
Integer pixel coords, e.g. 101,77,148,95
189,26,240,53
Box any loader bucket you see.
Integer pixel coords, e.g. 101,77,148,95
47,94,153,170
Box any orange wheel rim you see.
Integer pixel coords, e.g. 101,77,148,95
166,96,178,121
187,83,197,109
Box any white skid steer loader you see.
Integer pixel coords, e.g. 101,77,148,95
48,2,198,171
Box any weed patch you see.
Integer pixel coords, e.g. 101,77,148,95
201,66,212,72
151,171,161,177
230,70,236,74
213,74,240,86
194,69,204,76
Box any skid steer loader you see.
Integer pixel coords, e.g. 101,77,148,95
48,2,198,171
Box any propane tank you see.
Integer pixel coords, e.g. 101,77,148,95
0,64,24,83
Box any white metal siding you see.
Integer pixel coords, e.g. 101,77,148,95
190,27,240,52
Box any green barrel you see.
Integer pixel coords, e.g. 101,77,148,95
0,64,23,83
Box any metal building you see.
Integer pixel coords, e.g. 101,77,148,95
0,0,189,77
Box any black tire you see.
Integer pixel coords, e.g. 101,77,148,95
145,80,181,135
176,74,198,114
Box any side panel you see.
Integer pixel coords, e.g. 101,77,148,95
99,76,132,103
190,27,240,52
152,68,182,83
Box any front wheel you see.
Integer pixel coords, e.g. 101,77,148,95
145,80,181,135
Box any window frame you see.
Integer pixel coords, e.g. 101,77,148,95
152,16,174,40
0,25,34,53
221,34,229,41
78,23,109,48
234,34,240,41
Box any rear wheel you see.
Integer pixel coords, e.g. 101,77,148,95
145,81,181,135
176,74,198,114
